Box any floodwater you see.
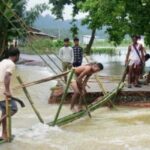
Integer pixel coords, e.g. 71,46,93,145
1,48,150,150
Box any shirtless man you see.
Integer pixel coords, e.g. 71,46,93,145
70,63,104,112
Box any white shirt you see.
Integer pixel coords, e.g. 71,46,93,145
59,46,74,63
0,59,15,101
129,44,141,61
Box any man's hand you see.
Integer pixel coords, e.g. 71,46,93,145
4,91,12,98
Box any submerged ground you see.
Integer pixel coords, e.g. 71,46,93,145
1,49,150,150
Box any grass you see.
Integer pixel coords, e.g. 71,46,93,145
92,48,116,55
19,38,131,55
20,39,64,54
93,39,131,47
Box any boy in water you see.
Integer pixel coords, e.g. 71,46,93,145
0,48,20,140
71,63,104,112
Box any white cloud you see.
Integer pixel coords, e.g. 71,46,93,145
26,0,87,20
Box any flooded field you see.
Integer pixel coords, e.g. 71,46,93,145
1,50,150,150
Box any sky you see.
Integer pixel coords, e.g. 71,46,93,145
27,0,86,20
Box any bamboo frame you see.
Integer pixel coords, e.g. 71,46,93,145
53,69,75,126
48,83,124,126
17,76,44,123
5,97,12,142
13,71,69,90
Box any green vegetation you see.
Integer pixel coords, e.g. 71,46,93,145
91,48,116,55
93,39,131,47
20,39,64,54
49,0,150,54
0,0,48,55
19,38,130,55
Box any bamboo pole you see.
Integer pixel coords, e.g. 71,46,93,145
13,71,69,90
53,69,75,126
112,63,129,102
52,52,64,63
5,97,11,142
45,53,63,72
17,76,44,123
81,95,92,118
48,83,124,126
79,77,92,118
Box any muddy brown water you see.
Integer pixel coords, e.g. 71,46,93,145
1,50,150,150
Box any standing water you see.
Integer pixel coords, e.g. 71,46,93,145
1,50,150,150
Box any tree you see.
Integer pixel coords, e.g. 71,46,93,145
0,0,48,56
49,0,88,42
49,0,150,54
81,0,150,46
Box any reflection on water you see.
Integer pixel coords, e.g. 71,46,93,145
1,52,150,150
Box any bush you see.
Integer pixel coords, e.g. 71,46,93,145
92,48,116,55
19,39,64,54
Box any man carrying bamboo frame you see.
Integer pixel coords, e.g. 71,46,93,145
0,48,20,141
70,63,104,112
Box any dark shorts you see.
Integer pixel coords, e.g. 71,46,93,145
73,62,82,67
0,98,18,113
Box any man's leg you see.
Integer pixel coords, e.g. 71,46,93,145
70,81,80,111
62,62,67,82
67,63,72,70
134,65,141,87
1,110,7,140
0,99,18,140
128,65,133,88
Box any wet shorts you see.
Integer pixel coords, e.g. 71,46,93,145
0,98,18,113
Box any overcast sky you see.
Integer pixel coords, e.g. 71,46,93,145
27,0,86,20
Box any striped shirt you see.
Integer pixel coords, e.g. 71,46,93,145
73,46,83,64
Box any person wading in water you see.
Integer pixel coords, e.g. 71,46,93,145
0,48,20,140
70,63,104,112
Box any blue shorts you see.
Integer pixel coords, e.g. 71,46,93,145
0,98,18,113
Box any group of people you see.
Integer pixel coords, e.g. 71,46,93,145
59,37,83,81
59,37,104,111
0,39,103,140
2,35,150,140
125,35,150,88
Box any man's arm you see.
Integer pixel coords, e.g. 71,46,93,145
76,69,90,88
125,46,131,65
140,45,145,62
4,72,12,97
71,48,74,63
80,47,83,64
80,75,91,95
59,48,63,61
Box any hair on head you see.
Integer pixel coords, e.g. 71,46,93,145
8,47,20,57
64,38,70,42
96,63,104,70
74,37,79,41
